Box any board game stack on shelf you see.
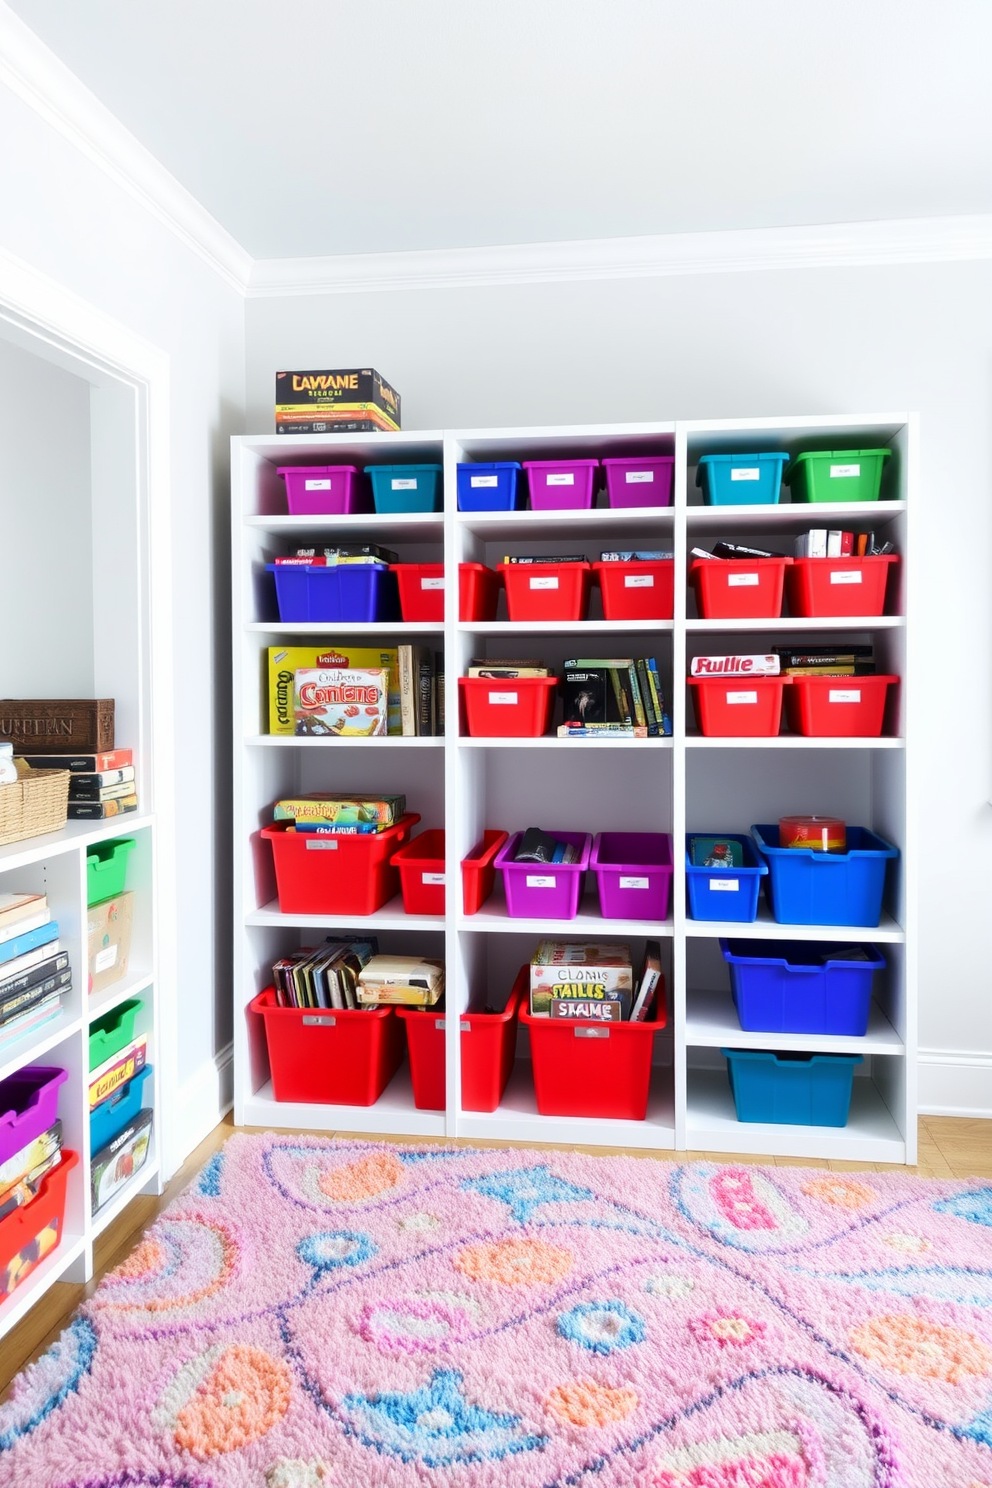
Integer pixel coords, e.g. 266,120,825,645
0,894,69,1051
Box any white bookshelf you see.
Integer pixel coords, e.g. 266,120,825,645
231,414,916,1165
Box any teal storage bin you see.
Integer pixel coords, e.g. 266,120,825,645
87,837,136,906
365,464,443,513
696,452,788,506
723,1049,862,1126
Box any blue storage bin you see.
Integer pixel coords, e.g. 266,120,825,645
720,939,885,1035
457,462,522,511
265,563,400,623
685,833,768,922
365,464,443,513
722,1048,862,1126
90,1063,153,1153
751,824,898,927
696,452,789,506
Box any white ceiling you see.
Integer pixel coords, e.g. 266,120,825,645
8,0,992,262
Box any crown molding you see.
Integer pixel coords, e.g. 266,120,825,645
248,214,992,298
0,4,252,295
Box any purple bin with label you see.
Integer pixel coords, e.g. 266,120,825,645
494,831,592,918
601,457,675,509
522,459,600,510
591,832,674,919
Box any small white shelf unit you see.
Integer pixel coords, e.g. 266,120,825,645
232,414,916,1166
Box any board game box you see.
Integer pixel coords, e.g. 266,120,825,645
293,668,390,737
91,1108,152,1214
268,646,401,735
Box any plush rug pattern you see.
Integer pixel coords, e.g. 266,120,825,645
2,1134,992,1487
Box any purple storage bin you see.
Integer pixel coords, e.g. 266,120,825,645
601,457,675,509
522,460,599,510
591,832,674,920
493,831,592,919
265,563,399,623
277,465,367,516
0,1066,68,1166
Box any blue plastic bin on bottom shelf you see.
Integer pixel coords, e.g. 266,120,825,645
365,465,443,513
695,452,789,505
265,563,400,623
722,1049,862,1126
457,462,522,511
751,824,898,927
90,1063,153,1153
685,833,767,922
721,939,885,1035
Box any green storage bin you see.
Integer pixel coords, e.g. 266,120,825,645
784,448,891,504
89,998,142,1071
87,837,136,906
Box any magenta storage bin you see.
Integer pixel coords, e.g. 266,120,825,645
591,832,674,920
601,457,675,508
277,465,366,516
0,1067,68,1166
493,831,592,919
523,460,599,510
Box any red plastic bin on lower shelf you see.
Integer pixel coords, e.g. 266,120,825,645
593,560,674,621
784,674,898,737
786,555,899,618
250,989,404,1106
261,814,420,915
398,970,524,1112
391,563,445,623
0,1149,78,1302
459,563,502,621
461,829,509,914
499,562,592,622
691,557,792,619
520,979,667,1120
391,828,446,915
459,676,558,737
689,676,790,737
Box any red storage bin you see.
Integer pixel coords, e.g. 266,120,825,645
391,828,446,914
0,1149,78,1302
261,813,420,915
459,563,502,621
520,982,666,1120
784,674,898,737
250,990,404,1106
398,969,524,1112
786,555,899,618
392,563,445,623
499,562,592,622
689,676,790,737
691,557,792,619
461,829,509,914
593,560,674,621
459,676,558,737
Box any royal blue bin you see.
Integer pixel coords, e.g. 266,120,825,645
365,465,443,513
685,833,767,922
751,824,898,927
457,462,522,511
265,563,400,623
696,453,789,506
720,939,885,1035
722,1049,862,1126
90,1064,153,1153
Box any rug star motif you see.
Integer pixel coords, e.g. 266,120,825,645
461,1165,594,1224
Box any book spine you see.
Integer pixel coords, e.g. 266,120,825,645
67,766,135,789
17,749,132,772
635,659,658,732
646,658,671,735
502,554,586,564
0,969,71,1026
0,950,69,1005
67,797,138,819
434,652,445,737
417,650,434,736
67,781,135,802
398,645,416,737
627,663,647,729
0,910,50,946
0,920,59,968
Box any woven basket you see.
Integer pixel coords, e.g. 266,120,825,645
0,760,70,847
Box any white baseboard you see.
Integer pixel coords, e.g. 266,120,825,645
918,1048,992,1119
164,1043,234,1179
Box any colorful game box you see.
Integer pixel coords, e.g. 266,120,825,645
293,668,390,737
268,645,401,735
91,1108,152,1214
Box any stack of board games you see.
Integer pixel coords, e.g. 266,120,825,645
271,937,379,1009
17,747,138,819
0,895,67,1047
357,954,445,1008
560,658,671,737
0,1115,64,1231
274,542,397,568
89,1031,146,1115
273,793,406,835
528,940,663,1022
773,644,876,676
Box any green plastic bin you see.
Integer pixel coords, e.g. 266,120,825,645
784,449,891,504
87,837,136,906
89,998,143,1071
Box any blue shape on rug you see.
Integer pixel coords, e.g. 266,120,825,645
934,1188,992,1228
557,1299,647,1355
462,1165,594,1224
341,1367,547,1466
298,1231,376,1272
195,1152,224,1198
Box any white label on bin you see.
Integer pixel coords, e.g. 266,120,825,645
422,872,445,885
303,1014,335,1026
392,478,418,489
710,878,739,891
471,475,499,487
306,839,338,850
546,473,574,486
421,577,445,590
525,875,556,887
728,573,759,587
830,569,862,584
619,876,650,889
530,576,559,589
94,945,118,972
830,463,860,478
625,574,654,588
730,468,761,481
829,689,861,703
625,470,654,483
488,691,517,705
576,1026,609,1039
304,478,332,490
727,690,758,704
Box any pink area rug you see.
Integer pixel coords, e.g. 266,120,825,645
2,1136,992,1487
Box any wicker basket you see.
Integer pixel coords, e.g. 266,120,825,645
0,760,70,847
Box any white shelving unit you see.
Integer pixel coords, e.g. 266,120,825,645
232,413,916,1166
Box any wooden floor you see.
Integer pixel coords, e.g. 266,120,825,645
1,1112,989,1398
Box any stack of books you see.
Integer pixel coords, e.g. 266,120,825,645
274,542,398,568
0,895,68,1047
560,658,671,737
18,748,138,819
273,793,406,835
398,646,444,736
0,1113,63,1227
529,939,662,1023
271,936,379,1009
773,644,876,676
794,530,895,558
